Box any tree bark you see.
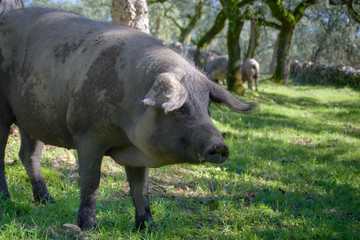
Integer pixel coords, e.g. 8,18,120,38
111,0,150,33
272,23,294,85
311,45,323,63
335,45,341,67
244,17,260,60
0,0,23,15
220,0,245,94
153,16,161,37
264,0,317,85
269,36,278,74
226,17,245,93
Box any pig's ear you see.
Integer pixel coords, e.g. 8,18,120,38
143,73,188,112
208,81,256,112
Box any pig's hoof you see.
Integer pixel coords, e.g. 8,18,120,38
77,213,97,231
41,196,56,205
79,222,97,231
78,218,97,231
35,195,55,205
136,220,157,231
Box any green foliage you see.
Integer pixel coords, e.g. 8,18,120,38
148,0,221,44
1,77,359,239
25,0,111,22
22,0,360,73
292,4,360,67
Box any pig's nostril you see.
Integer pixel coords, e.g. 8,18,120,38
205,143,229,163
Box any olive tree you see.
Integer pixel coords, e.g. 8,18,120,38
263,0,318,85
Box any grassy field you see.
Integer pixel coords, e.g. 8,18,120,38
1,77,359,239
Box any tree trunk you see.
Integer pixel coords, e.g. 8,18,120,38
311,46,321,63
264,0,317,85
311,19,334,63
111,0,150,33
0,0,23,15
194,9,227,65
335,45,341,67
269,36,278,74
244,17,260,60
226,14,245,94
272,23,294,85
219,0,246,94
152,16,161,37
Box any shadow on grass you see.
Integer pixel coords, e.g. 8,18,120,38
2,82,359,238
144,173,360,238
1,154,359,239
248,88,360,110
212,105,360,139
290,78,360,92
261,92,325,108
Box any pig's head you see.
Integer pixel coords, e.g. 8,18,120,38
131,69,255,167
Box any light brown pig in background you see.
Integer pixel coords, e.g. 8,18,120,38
241,58,260,91
204,57,260,91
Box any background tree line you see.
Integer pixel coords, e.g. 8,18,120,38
25,0,360,92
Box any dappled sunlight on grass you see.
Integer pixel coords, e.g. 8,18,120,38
1,78,359,239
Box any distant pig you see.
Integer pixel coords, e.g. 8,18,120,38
169,41,184,55
203,55,229,84
241,58,260,91
0,8,255,230
204,57,260,91
203,49,223,64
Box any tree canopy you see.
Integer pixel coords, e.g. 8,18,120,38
25,0,360,89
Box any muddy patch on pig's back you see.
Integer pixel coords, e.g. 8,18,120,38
53,39,85,63
69,43,127,130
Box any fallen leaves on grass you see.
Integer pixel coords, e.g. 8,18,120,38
294,137,316,147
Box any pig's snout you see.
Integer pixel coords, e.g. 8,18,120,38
204,143,229,163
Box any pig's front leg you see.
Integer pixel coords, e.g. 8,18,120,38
76,142,104,230
125,166,155,229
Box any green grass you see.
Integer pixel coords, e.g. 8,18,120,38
1,77,359,239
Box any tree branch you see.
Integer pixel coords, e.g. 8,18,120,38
236,0,257,8
163,3,183,30
178,1,203,43
258,18,282,29
263,0,289,23
329,0,360,23
345,1,360,23
293,0,318,22
195,9,227,49
193,9,227,64
148,0,167,5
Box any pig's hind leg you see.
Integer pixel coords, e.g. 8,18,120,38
254,74,258,91
0,119,11,200
0,99,15,200
248,78,253,90
18,129,55,204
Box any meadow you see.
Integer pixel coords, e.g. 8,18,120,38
1,77,359,239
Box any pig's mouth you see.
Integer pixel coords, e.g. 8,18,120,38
196,143,229,164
